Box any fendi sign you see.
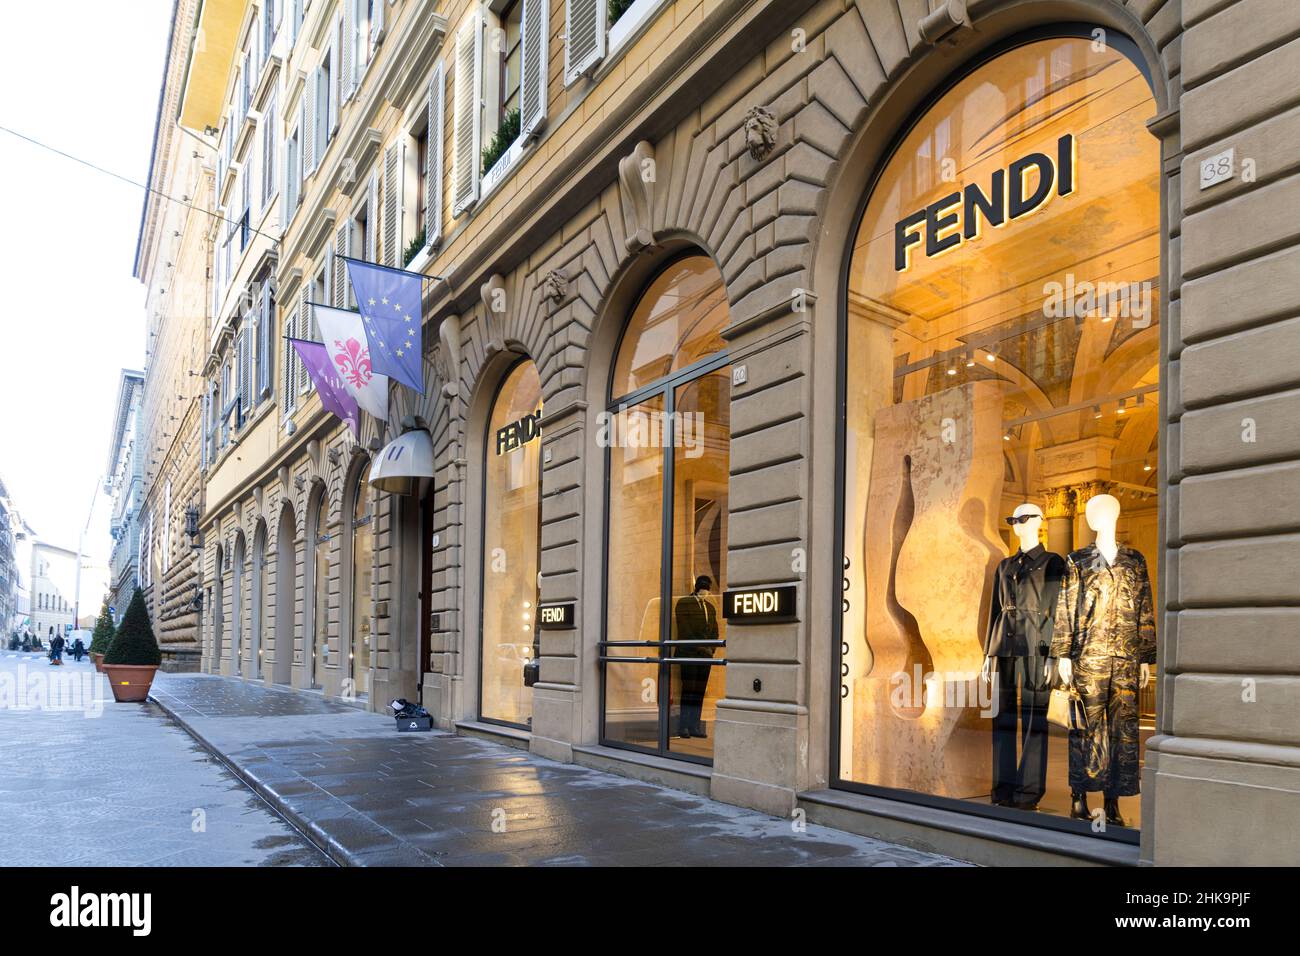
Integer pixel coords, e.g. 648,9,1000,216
722,585,797,624
496,409,542,455
894,133,1076,271
537,602,575,629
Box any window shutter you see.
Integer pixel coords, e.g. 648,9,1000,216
341,3,355,102
426,61,445,247
332,222,351,307
262,94,277,208
330,21,343,131
259,290,274,400
371,0,385,46
451,18,481,216
301,87,315,174
366,170,378,262
297,289,312,394
282,300,297,414
520,0,549,137
564,0,606,85
381,143,398,266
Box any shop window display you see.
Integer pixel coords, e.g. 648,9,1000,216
350,466,373,697
602,254,731,762
838,35,1159,834
481,360,543,728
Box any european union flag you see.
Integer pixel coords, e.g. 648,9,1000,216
344,256,425,394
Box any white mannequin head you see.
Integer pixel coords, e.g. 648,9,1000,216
1085,493,1121,534
1008,502,1043,552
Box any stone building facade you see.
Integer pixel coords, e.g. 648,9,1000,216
134,0,211,670
142,0,1300,866
106,370,145,619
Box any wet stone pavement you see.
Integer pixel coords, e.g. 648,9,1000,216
149,672,966,867
0,651,328,866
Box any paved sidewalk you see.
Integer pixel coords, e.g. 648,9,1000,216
149,672,965,867
0,652,327,866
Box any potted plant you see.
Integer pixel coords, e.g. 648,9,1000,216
89,600,114,672
101,588,161,703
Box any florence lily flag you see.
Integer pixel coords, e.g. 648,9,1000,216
313,303,390,421
344,257,425,394
289,339,360,438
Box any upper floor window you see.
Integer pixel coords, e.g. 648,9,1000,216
498,1,523,127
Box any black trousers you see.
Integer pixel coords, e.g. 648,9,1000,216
676,663,712,731
992,655,1050,804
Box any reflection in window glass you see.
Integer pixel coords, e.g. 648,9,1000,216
667,369,729,758
351,467,373,697
839,37,1159,832
603,394,666,751
481,361,542,727
603,254,731,762
312,494,330,689
611,255,729,401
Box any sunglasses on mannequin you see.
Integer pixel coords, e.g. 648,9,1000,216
1005,514,1042,526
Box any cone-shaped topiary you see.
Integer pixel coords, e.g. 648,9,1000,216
89,600,114,655
103,588,161,666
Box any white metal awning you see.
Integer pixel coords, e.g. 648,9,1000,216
369,428,434,495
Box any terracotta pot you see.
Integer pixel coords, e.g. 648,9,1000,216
91,653,105,673
102,664,159,703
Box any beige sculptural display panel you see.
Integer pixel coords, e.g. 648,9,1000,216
840,35,1160,832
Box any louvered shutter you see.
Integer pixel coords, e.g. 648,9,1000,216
297,290,312,394
330,21,343,131
365,171,378,261
341,3,355,102
426,61,445,246
332,222,351,307
381,144,398,266
282,300,297,414
262,95,277,208
451,17,482,216
301,88,315,175
564,0,606,85
519,0,549,137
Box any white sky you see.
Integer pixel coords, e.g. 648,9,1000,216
0,0,173,607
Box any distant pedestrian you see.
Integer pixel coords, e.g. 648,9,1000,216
50,633,64,665
71,637,86,662
21,634,31,652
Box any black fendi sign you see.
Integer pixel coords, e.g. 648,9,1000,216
537,602,575,629
894,133,1076,271
722,585,797,624
496,409,542,455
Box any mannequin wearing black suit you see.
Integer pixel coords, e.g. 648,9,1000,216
673,576,719,738
985,535,1066,809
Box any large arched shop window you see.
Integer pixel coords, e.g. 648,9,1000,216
311,493,330,689
837,32,1160,838
350,464,373,697
480,359,542,728
602,253,732,763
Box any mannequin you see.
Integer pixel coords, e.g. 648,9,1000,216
1050,494,1155,826
981,503,1065,810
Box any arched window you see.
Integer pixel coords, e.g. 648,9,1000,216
480,359,542,728
602,253,732,763
350,465,373,697
312,493,330,689
836,33,1159,838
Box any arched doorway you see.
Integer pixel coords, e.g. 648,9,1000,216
231,531,246,676
212,543,225,669
349,462,373,699
601,252,732,764
309,490,330,690
833,29,1160,839
251,519,267,680
479,358,542,729
273,503,296,685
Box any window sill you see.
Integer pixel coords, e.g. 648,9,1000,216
477,133,533,212
598,0,673,82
